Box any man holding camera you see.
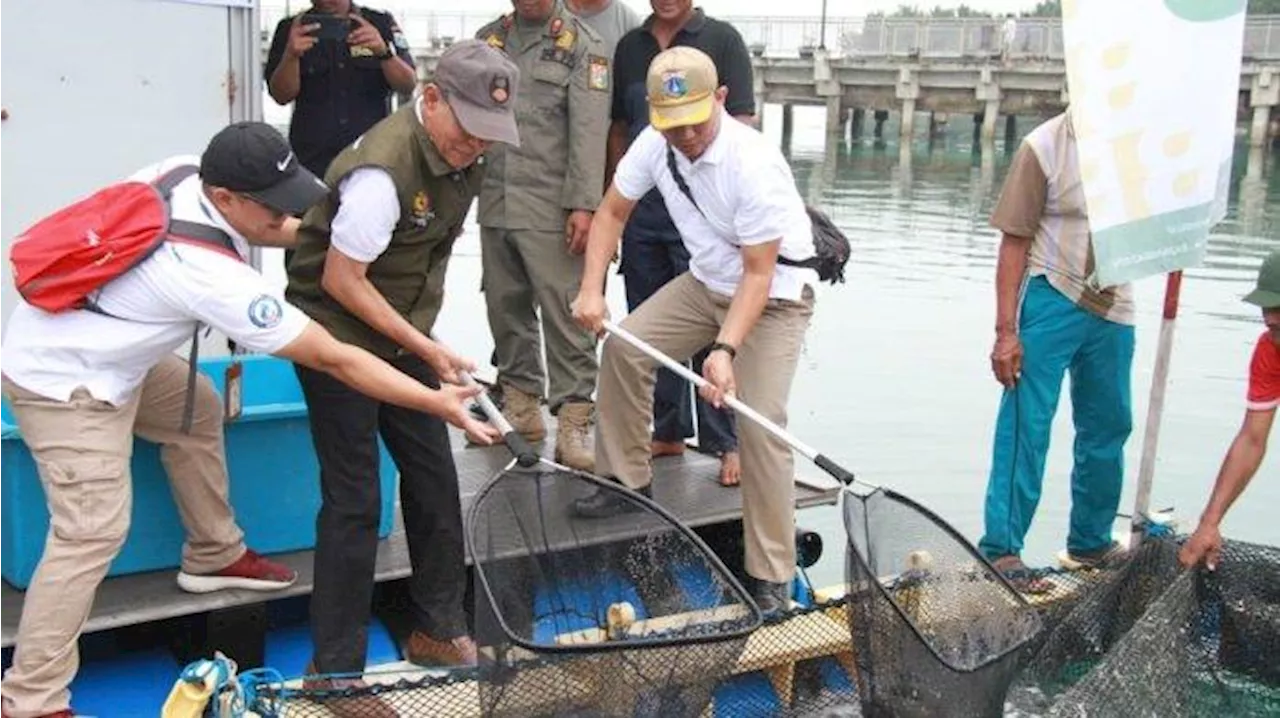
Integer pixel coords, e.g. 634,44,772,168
264,1,418,181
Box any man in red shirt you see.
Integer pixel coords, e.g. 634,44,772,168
1180,249,1280,570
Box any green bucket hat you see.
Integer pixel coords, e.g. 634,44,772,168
1244,249,1280,309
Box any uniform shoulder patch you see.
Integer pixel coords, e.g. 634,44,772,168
588,54,610,91
247,295,284,329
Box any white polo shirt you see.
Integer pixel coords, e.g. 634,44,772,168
2,155,311,406
612,109,818,301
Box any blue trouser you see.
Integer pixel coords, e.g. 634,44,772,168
979,276,1135,560
619,224,737,453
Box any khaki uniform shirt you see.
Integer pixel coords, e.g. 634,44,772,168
990,113,1135,325
475,3,611,231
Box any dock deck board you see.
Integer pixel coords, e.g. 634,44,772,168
1,429,838,648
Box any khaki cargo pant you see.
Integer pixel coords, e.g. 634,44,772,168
480,227,599,412
0,355,245,718
595,272,815,583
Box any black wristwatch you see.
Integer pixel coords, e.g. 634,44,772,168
376,46,395,60
708,341,737,360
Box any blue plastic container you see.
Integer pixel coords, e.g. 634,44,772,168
1,355,397,589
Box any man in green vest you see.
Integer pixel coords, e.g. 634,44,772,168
474,1,611,472
285,39,520,714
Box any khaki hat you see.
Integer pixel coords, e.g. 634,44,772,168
647,46,719,131
1244,249,1280,309
432,39,521,147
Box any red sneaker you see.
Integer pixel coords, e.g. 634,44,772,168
176,549,297,593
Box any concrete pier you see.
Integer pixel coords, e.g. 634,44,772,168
1250,69,1278,148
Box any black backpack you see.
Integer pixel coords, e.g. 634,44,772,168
665,144,851,285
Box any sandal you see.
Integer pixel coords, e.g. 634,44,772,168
1065,540,1128,569
991,555,1054,595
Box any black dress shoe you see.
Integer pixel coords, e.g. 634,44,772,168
751,577,792,616
571,481,652,519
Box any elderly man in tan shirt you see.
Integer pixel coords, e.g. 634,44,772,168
980,111,1135,592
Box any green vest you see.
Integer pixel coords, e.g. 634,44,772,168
285,102,483,359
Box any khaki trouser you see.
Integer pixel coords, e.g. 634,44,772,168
0,355,244,718
480,227,599,412
595,272,814,583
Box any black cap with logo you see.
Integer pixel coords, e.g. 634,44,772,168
199,122,329,215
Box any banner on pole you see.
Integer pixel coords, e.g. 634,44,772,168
1062,0,1247,288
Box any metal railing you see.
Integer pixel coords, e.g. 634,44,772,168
256,5,1280,62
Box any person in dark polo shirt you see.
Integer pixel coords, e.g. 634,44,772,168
284,40,519,717
609,0,755,487
264,1,418,181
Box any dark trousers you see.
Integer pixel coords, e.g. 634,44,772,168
620,226,737,453
296,355,467,673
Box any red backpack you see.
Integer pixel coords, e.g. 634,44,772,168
10,164,239,312
9,164,242,434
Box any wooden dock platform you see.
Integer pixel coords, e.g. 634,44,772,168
1,427,840,648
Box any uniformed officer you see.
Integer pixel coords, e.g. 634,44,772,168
264,0,418,180
284,40,520,715
475,0,612,472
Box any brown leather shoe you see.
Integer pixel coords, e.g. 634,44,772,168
301,663,397,718
405,631,479,668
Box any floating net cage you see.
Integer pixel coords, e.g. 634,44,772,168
1008,536,1280,717
236,481,1280,718
467,460,762,718
841,487,1044,718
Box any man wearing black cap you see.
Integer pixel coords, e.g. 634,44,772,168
285,39,521,689
0,121,500,718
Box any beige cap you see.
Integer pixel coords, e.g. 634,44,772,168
646,46,719,131
433,39,521,146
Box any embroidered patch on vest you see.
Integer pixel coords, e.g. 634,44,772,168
411,190,433,228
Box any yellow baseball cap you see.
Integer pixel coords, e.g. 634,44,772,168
647,46,719,131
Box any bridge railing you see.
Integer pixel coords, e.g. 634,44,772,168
256,6,1279,62
1244,16,1280,60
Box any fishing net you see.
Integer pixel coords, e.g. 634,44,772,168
1008,536,1280,717
841,487,1043,718
467,460,761,717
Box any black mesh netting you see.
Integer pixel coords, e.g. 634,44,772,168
239,484,1280,718
841,487,1043,718
1007,536,1280,717
466,461,761,717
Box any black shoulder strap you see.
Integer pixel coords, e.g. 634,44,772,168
149,164,235,434
153,164,200,198
167,219,236,254
666,144,705,218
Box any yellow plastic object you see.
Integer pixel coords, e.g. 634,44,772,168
161,660,218,718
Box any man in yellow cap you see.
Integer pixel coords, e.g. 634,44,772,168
570,46,819,614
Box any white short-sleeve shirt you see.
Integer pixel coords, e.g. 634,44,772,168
612,110,818,300
2,155,311,405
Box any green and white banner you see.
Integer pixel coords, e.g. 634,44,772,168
1062,0,1247,288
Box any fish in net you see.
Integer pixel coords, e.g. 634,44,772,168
468,460,761,717
841,487,1044,718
